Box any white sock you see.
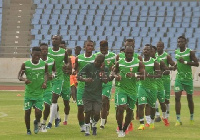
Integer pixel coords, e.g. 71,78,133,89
49,103,57,123
55,111,60,119
145,115,151,124
85,124,90,134
42,120,47,124
64,114,68,122
100,118,106,126
151,118,155,124
162,112,166,119
92,120,97,127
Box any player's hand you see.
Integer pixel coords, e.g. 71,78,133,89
115,75,121,81
25,79,31,85
126,72,135,78
42,83,47,89
178,58,184,64
84,78,93,83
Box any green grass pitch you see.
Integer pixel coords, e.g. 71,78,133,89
0,90,200,140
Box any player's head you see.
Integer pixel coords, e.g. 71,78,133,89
177,36,187,48
31,47,41,63
66,48,72,56
124,39,135,49
94,54,105,68
84,40,94,53
75,46,81,56
143,44,152,57
52,35,62,47
100,40,108,55
40,43,48,56
156,41,164,54
151,45,157,58
60,40,66,49
125,46,134,61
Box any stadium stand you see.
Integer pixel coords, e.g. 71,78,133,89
29,0,199,56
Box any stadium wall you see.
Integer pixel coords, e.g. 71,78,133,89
0,58,199,87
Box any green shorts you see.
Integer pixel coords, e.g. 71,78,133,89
102,83,112,99
77,88,84,106
157,90,165,103
24,97,43,111
116,89,137,110
174,79,193,94
138,86,157,108
52,80,63,94
61,84,71,101
162,76,171,100
43,90,52,105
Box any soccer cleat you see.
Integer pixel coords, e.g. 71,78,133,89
55,118,61,127
145,123,150,127
138,124,145,130
127,122,133,131
46,122,52,129
63,121,67,125
34,120,39,134
155,116,161,122
100,125,104,129
27,129,32,135
40,124,47,132
80,125,86,132
175,121,182,126
92,127,97,135
190,120,194,125
118,130,125,137
150,123,155,129
163,118,170,126
85,125,90,136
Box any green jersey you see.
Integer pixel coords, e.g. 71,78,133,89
24,59,46,98
118,57,140,95
42,57,54,92
140,57,157,90
175,48,192,80
118,52,139,61
48,47,65,80
77,54,96,89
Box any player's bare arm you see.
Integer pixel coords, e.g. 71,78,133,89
18,63,31,84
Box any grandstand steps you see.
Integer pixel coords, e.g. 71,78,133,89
0,0,34,57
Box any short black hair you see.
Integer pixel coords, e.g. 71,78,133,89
40,43,48,47
151,46,157,51
75,46,82,50
32,47,41,52
100,40,108,47
61,41,66,45
84,40,94,46
178,36,186,41
125,39,134,42
145,44,152,47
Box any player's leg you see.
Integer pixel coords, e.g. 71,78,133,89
92,101,102,135
83,99,92,136
77,88,85,131
185,82,194,124
100,95,109,129
34,99,43,134
145,104,151,127
164,77,171,119
71,85,77,103
148,89,157,129
25,109,32,135
155,101,161,122
24,98,32,135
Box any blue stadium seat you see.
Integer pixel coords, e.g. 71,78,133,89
164,22,172,28
155,22,163,27
81,4,89,9
51,14,59,20
68,0,76,4
172,1,180,7
139,16,147,22
107,5,115,10
37,3,45,9
77,0,85,4
78,25,87,30
160,27,167,32
80,36,88,41
33,0,41,4
148,31,156,37
152,37,161,45
89,4,97,10
68,30,76,36
71,35,79,41
121,16,129,22
90,36,98,41
191,22,198,28
98,36,107,41
181,1,189,7
121,31,130,36
116,36,124,42
120,22,128,27
31,40,40,47
107,36,116,42
123,10,131,16
68,41,76,47
111,21,119,27
46,4,53,9
86,30,94,36
60,29,68,36
42,24,50,30
63,4,71,9
112,16,120,21
96,9,104,15
114,27,122,32
77,30,86,36
129,16,137,22
150,27,157,32
52,9,60,15
146,21,154,27
35,9,43,14
61,9,69,15
98,4,106,10
60,0,67,4
149,11,157,16
190,1,198,7
95,30,104,36
166,11,174,16
146,1,154,6
76,40,84,47
140,31,147,37
137,22,145,27
35,34,43,40
163,1,171,6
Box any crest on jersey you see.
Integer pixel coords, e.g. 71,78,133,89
130,67,133,72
